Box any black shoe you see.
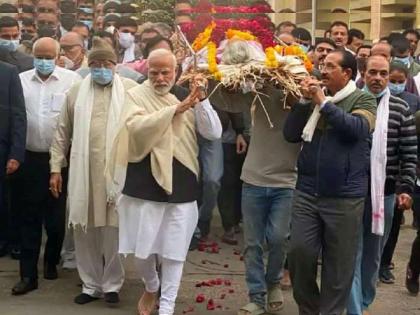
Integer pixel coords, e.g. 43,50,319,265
12,278,38,295
0,243,8,257
189,235,200,251
406,264,419,296
10,248,21,260
104,292,120,304
44,263,58,280
74,293,99,305
379,268,395,284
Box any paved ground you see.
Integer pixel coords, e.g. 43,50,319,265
1,215,420,315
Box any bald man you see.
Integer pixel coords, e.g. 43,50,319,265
371,42,392,61
12,37,81,295
58,32,87,71
277,32,295,46
108,49,222,315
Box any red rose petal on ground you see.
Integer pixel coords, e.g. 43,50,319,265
207,298,215,310
224,280,231,286
220,293,226,299
233,250,241,255
196,294,205,303
228,289,235,293
240,256,244,261
195,283,202,287
217,305,222,309
215,278,223,285
224,264,229,268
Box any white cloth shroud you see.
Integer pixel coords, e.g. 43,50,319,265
67,74,126,230
370,88,390,236
301,80,357,142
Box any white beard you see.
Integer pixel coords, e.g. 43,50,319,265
153,79,175,96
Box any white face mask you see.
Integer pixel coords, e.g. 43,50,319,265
118,32,135,49
61,56,74,70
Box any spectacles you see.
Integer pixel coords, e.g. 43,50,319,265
37,7,56,13
61,44,82,52
38,21,56,27
89,61,115,68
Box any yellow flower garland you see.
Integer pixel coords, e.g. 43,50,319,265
192,21,216,52
274,44,313,72
265,47,278,68
207,41,222,80
225,29,256,41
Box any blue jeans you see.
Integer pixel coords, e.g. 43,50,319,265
241,183,293,307
196,136,223,237
347,194,396,315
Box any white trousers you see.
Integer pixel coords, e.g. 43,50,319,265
137,255,184,315
61,208,76,268
74,226,125,297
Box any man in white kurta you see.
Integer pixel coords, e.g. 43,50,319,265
108,49,222,315
49,38,138,305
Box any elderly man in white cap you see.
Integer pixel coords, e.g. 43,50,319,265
49,38,138,306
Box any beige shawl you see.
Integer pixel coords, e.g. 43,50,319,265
106,80,199,197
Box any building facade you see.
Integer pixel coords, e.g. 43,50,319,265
270,0,420,40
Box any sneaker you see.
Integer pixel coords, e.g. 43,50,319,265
406,264,419,296
379,268,395,284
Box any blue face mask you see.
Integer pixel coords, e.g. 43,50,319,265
0,39,20,52
79,7,93,14
388,82,406,95
34,58,56,76
393,56,411,68
299,44,309,54
91,67,113,85
81,20,93,30
363,85,387,99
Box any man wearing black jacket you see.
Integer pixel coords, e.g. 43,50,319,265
284,50,377,315
0,61,27,257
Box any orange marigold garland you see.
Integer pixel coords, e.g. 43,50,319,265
192,21,216,52
225,29,257,41
265,47,278,68
207,41,222,80
279,45,313,72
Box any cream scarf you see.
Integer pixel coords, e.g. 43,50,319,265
371,88,390,236
302,80,357,142
106,80,199,197
67,73,125,229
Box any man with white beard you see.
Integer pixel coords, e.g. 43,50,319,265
107,49,222,315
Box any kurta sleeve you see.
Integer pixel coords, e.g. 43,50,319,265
194,98,222,140
49,93,74,173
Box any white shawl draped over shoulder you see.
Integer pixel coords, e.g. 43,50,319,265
106,80,199,199
67,74,125,230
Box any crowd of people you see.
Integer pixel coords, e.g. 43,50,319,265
1,1,420,315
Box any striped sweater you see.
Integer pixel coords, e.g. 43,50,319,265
383,95,418,194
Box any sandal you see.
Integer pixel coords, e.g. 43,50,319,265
237,302,265,315
266,284,284,314
137,291,157,315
